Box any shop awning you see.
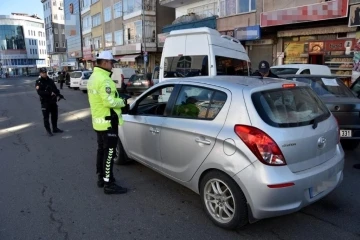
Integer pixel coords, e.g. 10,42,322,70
120,54,140,62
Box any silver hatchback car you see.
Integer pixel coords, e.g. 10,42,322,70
115,76,344,229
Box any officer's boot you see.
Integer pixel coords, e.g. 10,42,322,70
104,181,127,195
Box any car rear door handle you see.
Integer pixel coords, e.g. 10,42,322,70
195,138,211,145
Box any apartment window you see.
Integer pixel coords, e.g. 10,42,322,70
35,49,37,54
83,36,91,46
82,15,92,30
188,2,218,18
105,33,113,47
81,0,90,10
30,49,32,54
54,28,59,34
91,0,99,4
104,7,112,22
92,13,101,27
114,1,122,18
114,30,123,46
219,0,255,17
60,1,62,7
34,40,37,45
54,14,58,20
29,39,31,45
123,0,142,15
53,0,56,6
93,37,102,49
55,42,59,48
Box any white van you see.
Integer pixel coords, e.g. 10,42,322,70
70,71,93,89
271,64,332,76
159,27,250,83
112,68,136,91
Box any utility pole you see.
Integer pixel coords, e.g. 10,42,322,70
142,0,147,74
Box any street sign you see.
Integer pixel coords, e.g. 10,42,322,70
144,55,148,62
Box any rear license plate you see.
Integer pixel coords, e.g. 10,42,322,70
309,172,337,199
340,130,352,138
73,82,78,84
133,82,141,86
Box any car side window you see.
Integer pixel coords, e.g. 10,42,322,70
170,85,227,120
135,85,175,116
300,69,310,74
351,78,360,96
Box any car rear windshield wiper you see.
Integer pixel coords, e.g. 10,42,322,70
310,115,322,129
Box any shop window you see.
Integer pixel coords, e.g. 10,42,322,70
215,56,249,76
163,55,208,78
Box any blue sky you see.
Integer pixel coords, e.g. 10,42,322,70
0,0,44,19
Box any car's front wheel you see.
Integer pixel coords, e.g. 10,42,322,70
82,90,87,93
200,171,248,230
114,138,132,165
341,140,360,150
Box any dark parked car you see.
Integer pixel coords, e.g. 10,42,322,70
280,75,360,150
126,73,153,94
351,77,360,98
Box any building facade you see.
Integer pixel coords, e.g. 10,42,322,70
64,0,83,69
0,14,48,76
41,0,67,70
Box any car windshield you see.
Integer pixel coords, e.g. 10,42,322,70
271,68,299,75
83,72,92,79
252,86,330,128
289,77,355,98
71,72,82,78
129,74,146,82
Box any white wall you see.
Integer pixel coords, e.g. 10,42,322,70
23,25,47,59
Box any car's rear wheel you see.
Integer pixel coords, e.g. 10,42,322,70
74,87,79,90
341,140,359,150
200,171,248,230
114,138,132,165
82,90,87,93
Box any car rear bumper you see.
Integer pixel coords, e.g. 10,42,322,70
70,82,80,88
79,85,87,90
233,144,344,220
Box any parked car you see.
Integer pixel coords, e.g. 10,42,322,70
70,71,92,90
271,64,332,76
280,74,360,150
115,75,344,229
79,71,93,93
126,73,153,94
351,77,360,97
112,68,136,92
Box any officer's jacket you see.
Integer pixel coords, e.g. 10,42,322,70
35,77,60,105
87,67,125,131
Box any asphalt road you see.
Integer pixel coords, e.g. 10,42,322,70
0,77,359,240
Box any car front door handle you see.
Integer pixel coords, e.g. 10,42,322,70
195,138,211,145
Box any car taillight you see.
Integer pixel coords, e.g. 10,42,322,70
234,125,286,166
282,83,296,88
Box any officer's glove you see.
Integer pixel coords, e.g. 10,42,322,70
122,104,130,114
58,94,66,101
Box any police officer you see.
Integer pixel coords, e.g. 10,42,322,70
35,68,64,136
252,60,279,78
87,51,129,195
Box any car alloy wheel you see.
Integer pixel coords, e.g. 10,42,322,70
204,178,235,224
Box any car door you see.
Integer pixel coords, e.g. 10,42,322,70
120,84,177,169
351,78,360,98
159,83,229,182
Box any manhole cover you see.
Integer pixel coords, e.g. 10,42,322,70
353,164,360,169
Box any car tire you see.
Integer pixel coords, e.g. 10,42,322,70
341,140,360,150
114,138,131,165
82,90,87,93
200,171,248,230
74,87,79,90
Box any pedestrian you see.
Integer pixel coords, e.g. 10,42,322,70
58,71,65,89
252,60,279,78
35,67,65,137
87,51,129,195
65,71,70,86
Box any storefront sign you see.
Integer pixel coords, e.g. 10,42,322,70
261,0,349,27
112,43,141,55
245,39,273,46
325,39,355,51
235,25,261,41
284,43,305,57
82,46,93,60
309,42,324,53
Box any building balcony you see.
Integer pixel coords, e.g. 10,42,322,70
159,0,203,8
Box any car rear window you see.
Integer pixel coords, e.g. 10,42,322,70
129,75,145,82
252,87,331,128
83,72,92,79
271,68,299,75
291,77,355,98
71,72,82,78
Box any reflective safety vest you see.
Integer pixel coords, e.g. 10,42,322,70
87,67,125,131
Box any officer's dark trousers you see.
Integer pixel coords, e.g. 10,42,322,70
42,103,58,132
96,128,118,181
60,81,63,89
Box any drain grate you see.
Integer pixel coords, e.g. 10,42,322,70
353,164,360,169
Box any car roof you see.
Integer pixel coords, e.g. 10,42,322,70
271,64,329,68
159,75,308,90
279,74,337,78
